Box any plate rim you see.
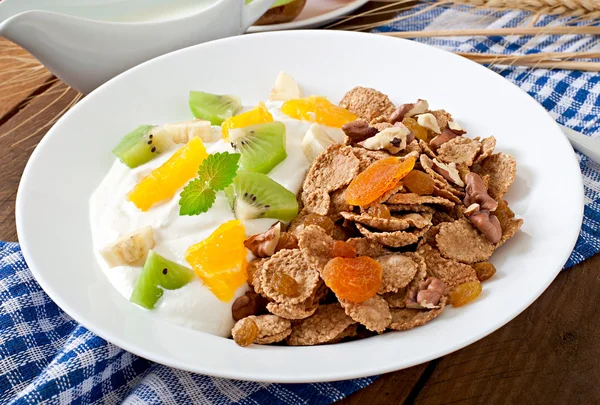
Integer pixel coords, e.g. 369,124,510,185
247,0,370,32
15,30,584,382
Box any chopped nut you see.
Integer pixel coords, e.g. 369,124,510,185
467,208,502,244
232,290,267,321
244,222,283,258
362,126,410,154
464,172,497,212
432,159,465,187
342,120,378,143
448,120,466,134
416,113,441,134
390,99,429,123
429,128,459,150
405,277,446,309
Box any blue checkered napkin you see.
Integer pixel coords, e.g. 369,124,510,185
0,241,375,404
374,5,600,268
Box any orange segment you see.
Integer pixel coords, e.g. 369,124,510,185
128,137,208,211
185,220,248,302
345,156,415,207
221,102,273,138
281,96,358,128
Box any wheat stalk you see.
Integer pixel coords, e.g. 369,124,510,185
447,0,600,16
380,25,600,37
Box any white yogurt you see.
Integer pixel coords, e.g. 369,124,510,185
89,104,344,336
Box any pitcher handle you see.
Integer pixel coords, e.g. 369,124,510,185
241,0,276,32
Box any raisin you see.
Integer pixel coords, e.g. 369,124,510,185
367,204,392,219
403,170,435,195
303,214,336,235
449,281,482,307
345,156,415,207
322,256,382,303
233,318,258,347
273,272,301,297
402,117,431,142
331,241,357,258
473,262,496,282
495,199,514,225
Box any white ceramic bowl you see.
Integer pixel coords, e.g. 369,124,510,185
16,31,583,382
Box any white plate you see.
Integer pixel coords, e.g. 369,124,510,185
247,0,369,32
16,31,583,382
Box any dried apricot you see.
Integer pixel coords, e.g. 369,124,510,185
367,204,392,219
449,281,482,307
403,170,435,196
402,117,431,142
345,156,415,207
331,241,357,258
272,272,301,298
303,213,336,235
233,318,258,347
322,256,383,303
473,262,496,282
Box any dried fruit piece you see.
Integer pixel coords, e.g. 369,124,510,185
403,170,435,196
495,199,515,226
232,317,258,347
473,262,496,281
128,138,208,211
185,220,248,302
281,96,358,128
367,204,391,219
221,102,273,138
290,213,337,236
331,241,358,258
345,156,415,207
322,256,383,303
402,117,430,142
273,272,301,298
449,281,482,307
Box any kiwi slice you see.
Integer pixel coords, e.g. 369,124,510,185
229,122,287,174
189,91,242,125
231,170,298,221
130,250,194,309
112,125,173,168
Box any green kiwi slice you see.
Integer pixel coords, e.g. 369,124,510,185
112,125,173,168
229,122,287,174
231,170,298,221
130,250,194,309
189,91,242,125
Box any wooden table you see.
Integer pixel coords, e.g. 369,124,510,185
1,8,599,403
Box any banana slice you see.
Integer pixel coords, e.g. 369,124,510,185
301,123,337,162
161,119,216,143
100,226,155,267
269,71,303,102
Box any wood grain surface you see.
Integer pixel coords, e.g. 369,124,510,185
0,5,598,402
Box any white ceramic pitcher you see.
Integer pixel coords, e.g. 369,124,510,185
0,0,275,94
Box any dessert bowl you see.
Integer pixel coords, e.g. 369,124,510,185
16,30,583,382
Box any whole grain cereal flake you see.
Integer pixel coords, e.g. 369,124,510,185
232,315,292,345
432,186,462,204
385,192,455,208
328,188,352,221
474,136,496,164
267,299,319,320
247,258,267,294
437,136,482,167
302,143,360,195
351,147,391,172
339,86,396,124
435,219,495,263
419,154,465,196
340,295,392,332
286,304,356,346
383,254,427,308
419,139,437,159
474,152,517,199
377,254,419,294
356,223,429,248
331,324,359,343
496,217,524,248
386,204,436,213
298,225,334,273
346,237,390,257
341,211,432,232
418,244,478,293
260,249,320,304
388,297,447,331
302,188,331,216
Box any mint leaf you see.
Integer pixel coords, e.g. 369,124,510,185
198,152,240,191
179,178,216,216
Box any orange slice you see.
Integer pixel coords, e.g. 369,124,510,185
128,137,208,211
345,156,415,207
281,96,358,128
185,220,248,302
221,102,273,138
